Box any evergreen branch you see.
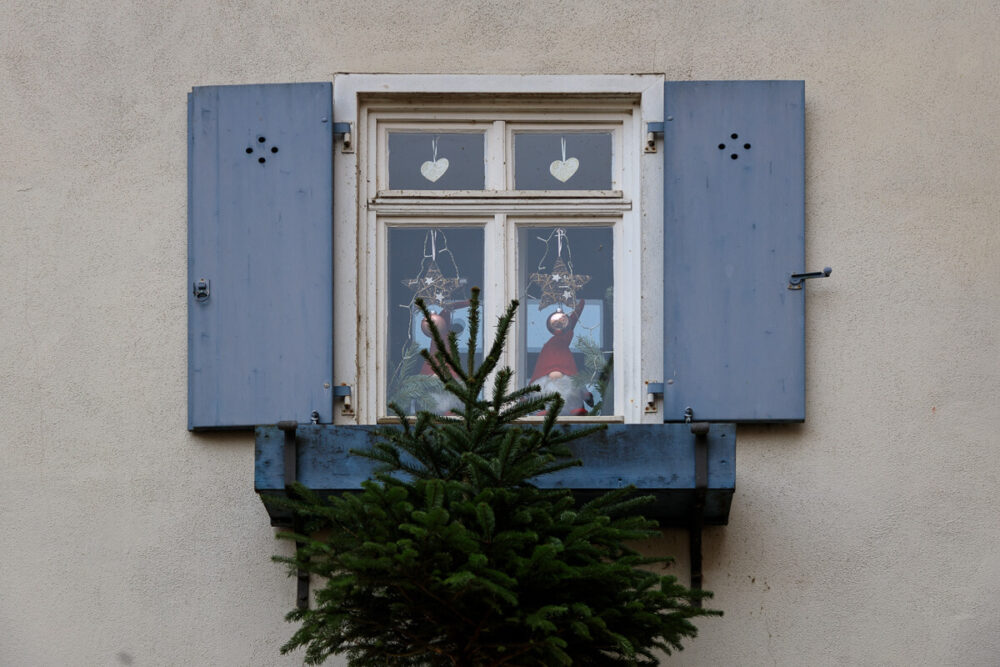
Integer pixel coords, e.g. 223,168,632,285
269,290,720,666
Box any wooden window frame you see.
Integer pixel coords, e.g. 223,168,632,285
332,74,664,425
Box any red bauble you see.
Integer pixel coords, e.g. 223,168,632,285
546,308,570,334
421,312,448,337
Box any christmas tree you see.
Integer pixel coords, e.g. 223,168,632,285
269,288,719,666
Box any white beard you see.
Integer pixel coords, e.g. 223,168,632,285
534,374,584,415
428,387,463,415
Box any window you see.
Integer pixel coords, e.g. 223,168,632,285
337,76,660,423
189,77,806,430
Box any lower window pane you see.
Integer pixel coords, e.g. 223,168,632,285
518,226,614,415
386,226,483,415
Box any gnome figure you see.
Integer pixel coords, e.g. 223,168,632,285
530,299,589,416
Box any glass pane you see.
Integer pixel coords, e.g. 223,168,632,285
514,132,613,190
388,132,486,190
518,226,613,415
387,227,484,415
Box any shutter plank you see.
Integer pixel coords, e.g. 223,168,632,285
188,83,333,429
663,81,805,422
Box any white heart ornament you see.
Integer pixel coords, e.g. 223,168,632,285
420,158,449,183
549,157,579,183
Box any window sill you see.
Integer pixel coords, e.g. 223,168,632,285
255,423,735,527
374,415,626,425
374,190,624,198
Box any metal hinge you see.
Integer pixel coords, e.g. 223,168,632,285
645,121,665,153
332,122,354,153
334,384,353,415
645,381,664,413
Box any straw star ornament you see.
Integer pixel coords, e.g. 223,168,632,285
530,256,590,310
403,260,462,306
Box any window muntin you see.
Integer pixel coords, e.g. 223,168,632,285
373,116,626,418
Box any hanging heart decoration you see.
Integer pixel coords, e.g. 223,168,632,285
549,157,579,183
549,137,579,183
420,136,449,183
420,158,449,182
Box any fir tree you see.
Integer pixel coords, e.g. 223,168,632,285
269,288,719,666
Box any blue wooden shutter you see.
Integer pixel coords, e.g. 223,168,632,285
188,83,333,429
663,81,805,422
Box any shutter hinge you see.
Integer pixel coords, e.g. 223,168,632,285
334,384,353,415
645,121,665,153
645,381,664,413
332,122,354,153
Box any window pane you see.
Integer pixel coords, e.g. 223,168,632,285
518,226,613,415
388,132,486,190
387,227,484,415
514,133,613,190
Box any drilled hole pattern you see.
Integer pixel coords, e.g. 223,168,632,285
719,132,751,160
245,135,280,165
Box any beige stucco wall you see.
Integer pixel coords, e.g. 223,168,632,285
2,1,998,664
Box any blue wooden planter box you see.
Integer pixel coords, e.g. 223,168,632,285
255,423,736,528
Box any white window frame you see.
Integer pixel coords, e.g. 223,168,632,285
332,74,664,426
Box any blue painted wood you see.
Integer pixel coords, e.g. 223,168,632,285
188,83,334,429
254,426,287,491
663,81,805,422
255,424,736,526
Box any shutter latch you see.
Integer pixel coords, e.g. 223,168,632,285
193,278,210,302
788,266,832,290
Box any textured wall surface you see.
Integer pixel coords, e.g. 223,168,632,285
2,1,998,664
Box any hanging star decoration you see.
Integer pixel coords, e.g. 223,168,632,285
403,260,462,306
530,256,590,310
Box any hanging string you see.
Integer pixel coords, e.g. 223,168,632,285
529,227,577,298
560,136,567,162
431,136,439,162
430,229,437,261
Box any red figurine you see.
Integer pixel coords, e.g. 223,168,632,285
530,299,588,416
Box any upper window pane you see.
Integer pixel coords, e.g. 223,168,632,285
514,132,613,190
388,132,486,190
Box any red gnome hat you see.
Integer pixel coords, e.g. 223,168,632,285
530,300,585,383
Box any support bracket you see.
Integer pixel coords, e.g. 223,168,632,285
689,420,710,602
276,421,310,610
